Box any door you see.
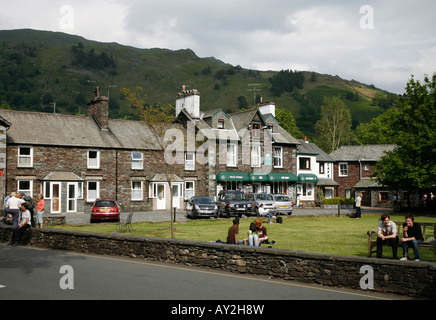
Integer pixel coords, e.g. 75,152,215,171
67,183,77,213
172,183,182,209
51,182,61,213
157,184,166,210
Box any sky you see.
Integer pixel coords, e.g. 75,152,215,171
1,0,435,94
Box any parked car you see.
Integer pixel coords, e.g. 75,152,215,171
186,196,218,219
217,190,253,218
270,194,293,215
90,198,120,223
246,193,276,216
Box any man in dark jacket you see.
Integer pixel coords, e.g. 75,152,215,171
400,215,424,261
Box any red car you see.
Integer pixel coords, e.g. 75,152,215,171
90,198,120,223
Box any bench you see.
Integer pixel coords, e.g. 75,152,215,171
116,212,133,233
367,221,436,257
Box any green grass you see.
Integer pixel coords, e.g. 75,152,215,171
54,213,436,261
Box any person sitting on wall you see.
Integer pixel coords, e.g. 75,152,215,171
376,214,398,259
400,214,424,261
7,202,32,246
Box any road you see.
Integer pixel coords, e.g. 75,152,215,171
0,244,406,302
66,206,390,225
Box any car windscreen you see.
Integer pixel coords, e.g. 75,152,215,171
193,197,214,204
225,193,246,201
275,196,290,201
255,194,272,200
95,200,116,207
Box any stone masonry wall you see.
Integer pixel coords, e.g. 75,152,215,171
1,225,435,299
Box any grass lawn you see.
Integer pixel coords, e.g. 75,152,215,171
54,213,436,262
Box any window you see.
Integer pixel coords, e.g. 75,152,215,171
131,181,143,201
18,180,32,197
87,150,100,169
251,145,261,167
267,123,274,133
339,163,348,177
252,123,260,138
218,119,225,129
227,143,237,167
274,147,283,168
18,147,33,167
319,162,325,174
87,181,100,202
299,157,311,170
379,192,389,202
185,152,195,171
185,181,195,199
132,152,143,170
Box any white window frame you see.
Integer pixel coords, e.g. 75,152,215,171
227,143,237,167
274,147,283,168
185,181,195,200
185,152,195,171
132,152,143,170
87,150,100,169
18,146,33,168
339,162,348,177
131,181,143,201
251,145,261,167
18,180,33,197
87,180,100,202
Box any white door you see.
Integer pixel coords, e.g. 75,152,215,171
172,184,182,209
157,184,166,210
67,183,77,212
51,182,61,213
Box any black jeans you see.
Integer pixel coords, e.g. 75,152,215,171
12,224,31,243
376,236,398,259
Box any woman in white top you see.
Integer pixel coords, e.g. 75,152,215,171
8,202,32,246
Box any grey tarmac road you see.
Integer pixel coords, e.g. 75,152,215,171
65,206,391,225
0,243,407,301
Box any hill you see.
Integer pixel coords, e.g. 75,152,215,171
0,29,394,138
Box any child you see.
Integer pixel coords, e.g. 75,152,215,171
36,194,45,228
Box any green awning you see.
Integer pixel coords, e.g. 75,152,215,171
298,174,318,183
248,172,269,182
267,173,298,182
216,171,250,182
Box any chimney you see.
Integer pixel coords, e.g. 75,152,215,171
176,86,200,118
258,101,276,117
87,86,109,130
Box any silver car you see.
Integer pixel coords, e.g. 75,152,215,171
246,193,276,216
186,196,219,219
270,194,293,215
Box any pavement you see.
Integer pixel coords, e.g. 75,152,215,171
63,206,392,225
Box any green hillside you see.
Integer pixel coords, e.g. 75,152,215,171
0,29,393,138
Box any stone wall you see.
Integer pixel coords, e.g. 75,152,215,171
1,225,435,299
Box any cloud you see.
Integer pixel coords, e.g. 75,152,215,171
0,0,435,93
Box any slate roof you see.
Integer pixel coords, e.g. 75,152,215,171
297,139,333,162
329,144,397,161
0,109,170,150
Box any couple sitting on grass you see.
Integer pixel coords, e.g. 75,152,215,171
226,218,268,246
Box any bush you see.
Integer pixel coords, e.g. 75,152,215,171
322,197,355,205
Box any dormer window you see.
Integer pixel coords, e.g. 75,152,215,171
218,119,225,129
252,123,260,138
268,123,274,133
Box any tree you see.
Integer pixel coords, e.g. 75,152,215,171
374,74,436,192
275,108,304,139
313,96,353,153
354,107,399,145
121,87,178,238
